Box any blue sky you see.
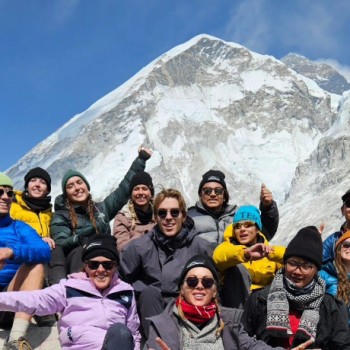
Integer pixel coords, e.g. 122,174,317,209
1,0,350,170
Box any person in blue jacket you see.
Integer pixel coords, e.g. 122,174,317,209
323,189,350,275
320,230,350,326
0,172,51,349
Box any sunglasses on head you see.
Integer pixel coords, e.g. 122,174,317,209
85,260,116,270
185,276,215,289
0,189,14,198
157,208,181,219
234,221,256,230
202,187,224,196
341,242,350,250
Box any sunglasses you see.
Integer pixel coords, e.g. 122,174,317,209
234,221,256,230
85,260,116,270
202,187,224,196
285,260,314,273
341,242,350,250
157,208,181,219
185,276,215,289
0,189,14,198
344,199,350,208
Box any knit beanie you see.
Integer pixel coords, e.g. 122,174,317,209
335,230,350,250
130,172,154,196
0,172,13,188
24,167,51,193
81,234,119,263
233,205,262,230
198,170,227,194
62,169,90,194
284,226,323,270
178,255,219,289
342,189,350,204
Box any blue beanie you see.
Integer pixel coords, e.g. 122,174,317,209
233,205,262,230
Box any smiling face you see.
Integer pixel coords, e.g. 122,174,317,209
284,256,317,288
65,176,90,204
27,177,49,198
156,197,185,237
84,256,117,291
131,185,152,211
340,238,350,263
0,186,13,216
180,267,217,307
200,182,225,212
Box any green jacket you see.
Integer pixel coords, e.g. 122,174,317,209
51,157,146,254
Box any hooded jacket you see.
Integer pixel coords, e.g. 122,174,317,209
0,272,141,350
10,191,52,238
50,156,146,254
0,214,51,287
119,217,212,297
213,225,285,290
147,299,285,350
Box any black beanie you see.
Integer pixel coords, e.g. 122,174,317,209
284,226,323,270
178,255,219,289
81,234,119,264
130,172,154,196
24,167,52,193
342,189,350,203
198,170,227,194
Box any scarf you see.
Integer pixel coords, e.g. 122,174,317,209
176,297,217,325
22,191,52,213
153,225,188,253
134,204,153,224
266,269,325,342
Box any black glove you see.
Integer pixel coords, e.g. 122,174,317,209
138,149,151,161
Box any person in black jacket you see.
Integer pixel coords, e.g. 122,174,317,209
50,146,152,282
120,188,212,338
241,226,350,350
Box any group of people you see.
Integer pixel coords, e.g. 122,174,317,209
0,146,350,350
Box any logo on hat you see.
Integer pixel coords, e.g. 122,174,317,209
86,242,102,250
207,176,220,182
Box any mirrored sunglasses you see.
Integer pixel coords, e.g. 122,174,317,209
233,221,256,230
341,242,350,250
157,208,181,219
86,260,116,270
202,187,224,196
0,189,14,198
185,276,215,289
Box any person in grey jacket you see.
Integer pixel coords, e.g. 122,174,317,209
187,170,279,247
147,255,313,350
50,146,152,282
120,188,212,338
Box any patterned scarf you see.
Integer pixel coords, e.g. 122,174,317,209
176,297,217,325
266,269,325,341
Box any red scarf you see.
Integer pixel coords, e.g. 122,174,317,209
176,297,217,324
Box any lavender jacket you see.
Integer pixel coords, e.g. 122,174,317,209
0,272,141,350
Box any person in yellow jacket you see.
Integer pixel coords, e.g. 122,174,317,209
10,167,55,248
213,205,285,309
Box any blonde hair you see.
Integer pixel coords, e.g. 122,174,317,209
153,188,187,218
177,293,224,336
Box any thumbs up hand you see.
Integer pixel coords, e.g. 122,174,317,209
260,183,273,208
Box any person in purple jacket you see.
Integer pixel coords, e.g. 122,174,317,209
0,233,141,350
0,172,51,350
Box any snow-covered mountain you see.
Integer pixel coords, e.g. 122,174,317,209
6,34,350,244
